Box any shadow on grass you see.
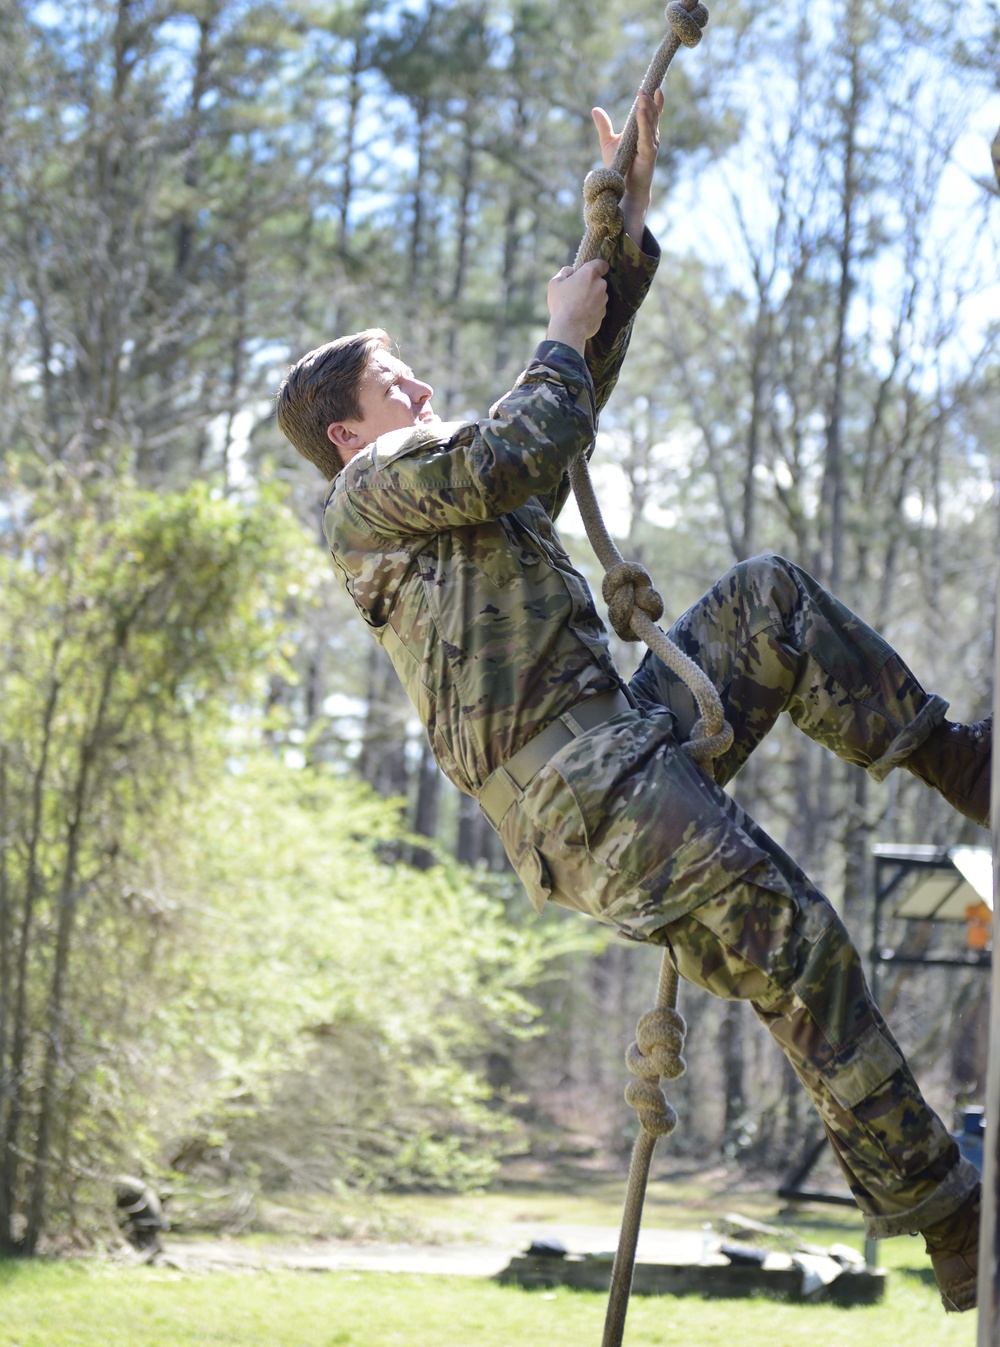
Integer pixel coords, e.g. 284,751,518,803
0,1253,39,1285
772,1211,862,1236
892,1264,938,1290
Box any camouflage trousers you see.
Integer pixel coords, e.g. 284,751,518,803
627,554,977,1237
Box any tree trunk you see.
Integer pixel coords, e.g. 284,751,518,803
358,644,410,799
221,246,249,492
719,1000,746,1154
455,793,480,866
0,751,9,1245
442,110,476,414
408,95,430,288
493,101,526,375
175,11,215,277
741,307,769,559
25,645,117,1252
815,0,862,593
1,658,61,1251
339,38,365,251
412,740,442,840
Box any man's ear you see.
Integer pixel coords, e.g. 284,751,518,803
327,420,365,467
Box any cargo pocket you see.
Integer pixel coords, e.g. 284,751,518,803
823,1026,905,1112
514,846,554,915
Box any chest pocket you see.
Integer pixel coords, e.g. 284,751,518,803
454,520,537,587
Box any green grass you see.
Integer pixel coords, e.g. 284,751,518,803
0,1256,977,1347
0,1168,979,1346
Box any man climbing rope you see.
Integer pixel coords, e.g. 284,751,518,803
276,90,988,1313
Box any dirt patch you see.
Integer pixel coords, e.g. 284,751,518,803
154,1224,704,1279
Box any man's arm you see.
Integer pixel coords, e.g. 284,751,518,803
331,258,612,540
543,90,661,368
536,230,658,522
585,91,662,414
330,346,598,540
536,94,663,519
592,90,662,250
331,98,662,539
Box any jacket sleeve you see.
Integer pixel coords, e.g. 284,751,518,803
334,342,597,540
588,226,660,413
537,226,660,520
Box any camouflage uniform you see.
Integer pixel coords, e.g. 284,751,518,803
324,228,977,1237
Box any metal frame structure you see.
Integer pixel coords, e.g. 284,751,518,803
779,843,994,1276
868,844,993,1008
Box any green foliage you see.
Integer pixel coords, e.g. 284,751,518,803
0,461,581,1236
154,755,584,1195
0,462,308,1249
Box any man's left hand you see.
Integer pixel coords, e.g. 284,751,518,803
591,89,662,247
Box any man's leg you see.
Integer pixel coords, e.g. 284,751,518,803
649,843,980,1309
629,553,989,822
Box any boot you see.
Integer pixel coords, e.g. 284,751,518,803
922,1184,980,1312
905,716,991,828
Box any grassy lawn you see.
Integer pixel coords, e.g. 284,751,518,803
0,1167,978,1346
0,1257,976,1347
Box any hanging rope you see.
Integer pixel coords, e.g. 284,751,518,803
602,956,686,1347
563,6,723,1345
569,0,731,768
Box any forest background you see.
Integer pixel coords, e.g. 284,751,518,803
1,0,999,1255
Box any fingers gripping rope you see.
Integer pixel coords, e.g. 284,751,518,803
582,168,627,244
574,0,708,269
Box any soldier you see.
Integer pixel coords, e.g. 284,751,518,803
276,92,988,1311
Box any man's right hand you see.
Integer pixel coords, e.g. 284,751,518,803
545,259,610,355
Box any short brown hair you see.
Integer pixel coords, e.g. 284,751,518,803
275,329,391,480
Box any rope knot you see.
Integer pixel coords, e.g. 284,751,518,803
582,168,626,239
635,1006,686,1078
624,1006,686,1137
627,1007,686,1083
666,0,709,47
624,1078,678,1137
683,716,735,764
602,561,664,641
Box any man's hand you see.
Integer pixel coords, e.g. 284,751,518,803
546,259,610,355
591,89,663,246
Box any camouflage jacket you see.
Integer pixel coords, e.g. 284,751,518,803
325,230,659,805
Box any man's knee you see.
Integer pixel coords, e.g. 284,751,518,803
727,553,801,616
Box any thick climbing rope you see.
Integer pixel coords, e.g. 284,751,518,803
602,956,686,1347
569,0,731,769
564,6,728,1345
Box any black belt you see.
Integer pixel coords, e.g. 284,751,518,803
477,688,631,829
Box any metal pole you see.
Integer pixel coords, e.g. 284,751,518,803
865,855,885,1273
979,133,1000,1335
976,558,1000,1346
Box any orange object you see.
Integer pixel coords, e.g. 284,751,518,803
965,901,993,951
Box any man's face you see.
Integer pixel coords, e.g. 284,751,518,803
350,350,438,444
